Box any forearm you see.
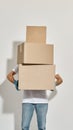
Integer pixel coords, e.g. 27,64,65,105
55,74,63,86
7,71,16,83
55,79,63,86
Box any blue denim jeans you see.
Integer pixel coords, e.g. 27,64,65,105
22,103,48,130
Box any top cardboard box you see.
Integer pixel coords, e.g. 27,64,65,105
26,26,46,43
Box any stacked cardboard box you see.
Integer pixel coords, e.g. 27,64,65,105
17,26,55,90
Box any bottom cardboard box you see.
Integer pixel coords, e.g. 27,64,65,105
18,64,55,90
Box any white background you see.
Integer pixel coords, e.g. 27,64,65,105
0,0,73,130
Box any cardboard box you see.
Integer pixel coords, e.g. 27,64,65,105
26,26,46,43
18,64,55,90
17,42,54,64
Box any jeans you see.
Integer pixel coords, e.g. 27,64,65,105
22,103,48,130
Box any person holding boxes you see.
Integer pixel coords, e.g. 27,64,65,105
7,26,63,130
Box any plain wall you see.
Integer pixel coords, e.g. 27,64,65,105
0,0,73,130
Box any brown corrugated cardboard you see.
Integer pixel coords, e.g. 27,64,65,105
26,26,46,43
17,42,54,64
18,64,55,90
